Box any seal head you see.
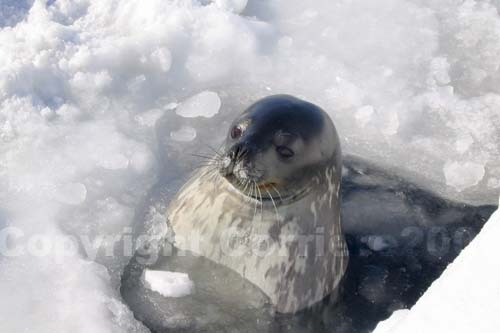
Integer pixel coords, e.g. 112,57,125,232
220,95,340,203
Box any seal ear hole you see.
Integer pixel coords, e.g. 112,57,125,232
274,131,295,146
276,146,294,159
231,126,243,139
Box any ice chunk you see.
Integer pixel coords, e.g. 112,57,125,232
170,126,197,142
164,102,178,111
374,310,410,333
444,161,485,192
99,153,130,170
175,91,221,118
355,105,375,127
94,197,135,233
40,107,55,120
150,47,172,72
455,134,474,154
488,178,500,189
374,199,500,333
214,0,248,14
429,57,451,86
55,183,87,205
142,270,194,298
135,109,166,127
130,149,154,174
363,235,393,252
326,78,364,110
70,71,112,93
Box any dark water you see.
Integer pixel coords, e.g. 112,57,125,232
121,156,496,333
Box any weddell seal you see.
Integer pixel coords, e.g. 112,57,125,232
122,95,497,330
166,94,348,313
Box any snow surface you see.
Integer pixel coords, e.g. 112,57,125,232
142,269,194,298
0,0,499,332
374,199,500,333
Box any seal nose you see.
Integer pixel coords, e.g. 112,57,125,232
220,142,255,177
229,143,246,162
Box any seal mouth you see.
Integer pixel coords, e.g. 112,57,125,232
218,144,311,204
257,182,279,191
223,172,310,204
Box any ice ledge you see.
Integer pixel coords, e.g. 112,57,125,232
375,197,500,333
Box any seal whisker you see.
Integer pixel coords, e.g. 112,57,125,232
246,183,254,204
193,160,217,165
269,184,284,203
204,144,224,158
193,162,218,170
198,166,219,183
207,168,219,193
189,161,219,170
189,153,219,161
239,148,249,161
241,179,250,200
256,184,264,221
244,180,255,204
192,162,218,170
194,153,221,167
264,187,280,225
252,181,258,221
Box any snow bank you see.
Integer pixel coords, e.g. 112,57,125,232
374,198,500,333
0,0,499,331
142,270,194,298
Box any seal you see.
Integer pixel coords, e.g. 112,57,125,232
166,94,348,313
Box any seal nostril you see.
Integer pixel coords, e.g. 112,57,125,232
235,146,241,160
230,143,249,162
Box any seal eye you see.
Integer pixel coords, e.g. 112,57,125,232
231,126,242,139
276,146,294,159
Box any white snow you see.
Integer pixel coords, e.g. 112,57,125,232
374,198,500,333
0,0,499,332
142,269,194,298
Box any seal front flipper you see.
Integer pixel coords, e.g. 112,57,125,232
121,245,274,332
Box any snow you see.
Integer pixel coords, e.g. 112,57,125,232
0,0,499,332
142,269,194,298
374,198,500,333
0,0,34,28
